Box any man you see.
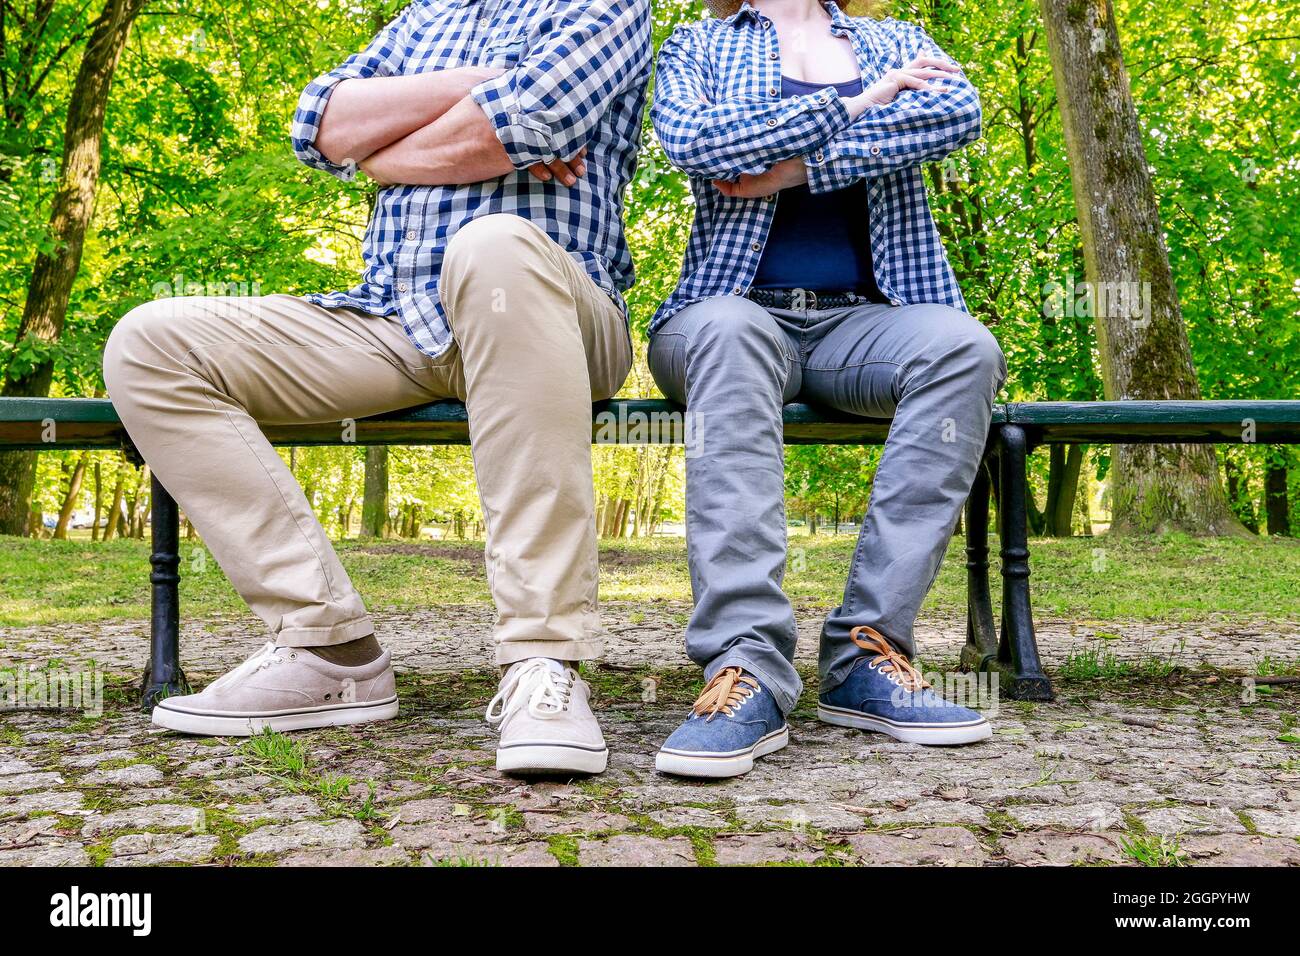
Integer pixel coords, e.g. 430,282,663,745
648,0,1000,778
103,0,652,776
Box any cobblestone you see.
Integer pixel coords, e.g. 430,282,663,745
1,607,1297,866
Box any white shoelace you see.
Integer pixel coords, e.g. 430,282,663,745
485,660,575,726
206,642,285,692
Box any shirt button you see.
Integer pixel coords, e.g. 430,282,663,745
766,118,777,127
733,286,743,294
768,86,779,96
763,194,774,202
816,95,828,104
479,18,489,28
768,51,778,60
751,242,762,252
397,282,409,293
815,150,825,163
405,229,417,241
870,145,882,156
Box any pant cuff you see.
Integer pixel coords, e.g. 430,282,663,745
496,639,604,666
704,652,801,716
274,614,375,648
817,659,859,698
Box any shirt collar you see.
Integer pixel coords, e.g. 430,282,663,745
727,2,856,31
724,2,760,26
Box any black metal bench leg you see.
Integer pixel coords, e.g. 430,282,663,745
961,456,998,671
995,425,1053,701
141,475,189,710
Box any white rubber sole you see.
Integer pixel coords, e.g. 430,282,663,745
151,696,399,737
817,704,991,745
496,742,609,775
655,726,789,779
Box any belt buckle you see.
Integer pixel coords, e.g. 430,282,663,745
790,288,815,311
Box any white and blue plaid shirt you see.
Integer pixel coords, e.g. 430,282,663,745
291,0,652,356
650,2,980,332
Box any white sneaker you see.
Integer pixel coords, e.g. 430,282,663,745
152,642,398,737
485,659,608,774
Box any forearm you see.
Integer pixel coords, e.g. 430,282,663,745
654,94,857,180
315,71,484,167
360,95,514,187
806,87,981,192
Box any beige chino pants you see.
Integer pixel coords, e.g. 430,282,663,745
103,215,631,664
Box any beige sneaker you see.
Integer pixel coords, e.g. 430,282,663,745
152,642,398,736
486,659,608,774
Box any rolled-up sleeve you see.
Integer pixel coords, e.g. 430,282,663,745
806,20,982,193
470,0,652,169
290,8,415,180
652,24,853,181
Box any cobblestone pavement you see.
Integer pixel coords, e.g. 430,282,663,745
2,605,1298,867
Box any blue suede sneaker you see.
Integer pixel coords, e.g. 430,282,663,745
818,627,991,745
655,668,789,778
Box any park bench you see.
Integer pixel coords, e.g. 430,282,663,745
2,396,1299,709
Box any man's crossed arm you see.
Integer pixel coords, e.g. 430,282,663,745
317,69,585,187
291,1,649,190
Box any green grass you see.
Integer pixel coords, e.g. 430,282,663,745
237,728,373,818
1119,834,1188,867
1058,644,1184,682
1,531,1298,627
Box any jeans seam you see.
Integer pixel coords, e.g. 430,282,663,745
803,358,904,374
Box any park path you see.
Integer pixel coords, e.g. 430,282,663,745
2,605,1298,866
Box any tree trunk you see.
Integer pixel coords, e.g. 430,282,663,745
1044,444,1084,537
0,0,147,535
361,446,388,537
103,467,126,540
1265,460,1291,537
1223,454,1258,533
53,453,88,539
1075,460,1094,535
1038,0,1242,535
132,465,150,537
91,460,103,540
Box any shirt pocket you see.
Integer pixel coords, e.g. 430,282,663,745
480,34,528,69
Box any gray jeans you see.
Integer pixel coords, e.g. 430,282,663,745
649,295,1006,715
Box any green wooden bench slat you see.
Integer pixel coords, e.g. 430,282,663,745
0,397,944,450
5,396,1300,450
0,397,121,422
1004,400,1300,443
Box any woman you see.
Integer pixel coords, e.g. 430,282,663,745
650,0,1005,778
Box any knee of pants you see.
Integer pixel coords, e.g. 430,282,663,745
912,309,1007,395
680,296,790,368
102,298,185,400
441,214,560,334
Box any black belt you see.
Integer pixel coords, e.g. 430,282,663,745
746,288,871,311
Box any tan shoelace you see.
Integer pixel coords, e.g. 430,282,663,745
692,667,758,721
850,626,930,692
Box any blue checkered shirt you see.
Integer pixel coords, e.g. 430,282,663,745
650,2,980,332
291,0,652,356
